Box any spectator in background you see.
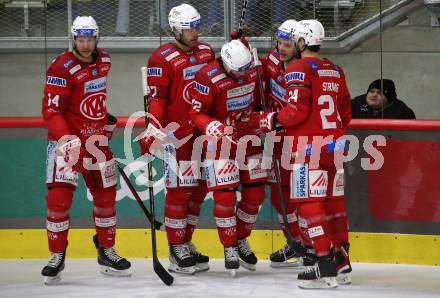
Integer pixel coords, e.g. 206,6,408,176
351,79,416,119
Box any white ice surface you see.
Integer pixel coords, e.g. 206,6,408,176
0,259,439,298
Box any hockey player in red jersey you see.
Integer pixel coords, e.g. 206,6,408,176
262,19,310,269
250,20,352,288
41,16,130,284
189,39,267,275
138,4,215,274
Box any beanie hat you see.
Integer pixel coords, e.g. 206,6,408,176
367,79,397,102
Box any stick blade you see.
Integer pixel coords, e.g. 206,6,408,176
153,259,174,286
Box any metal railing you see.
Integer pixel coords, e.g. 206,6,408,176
0,0,420,51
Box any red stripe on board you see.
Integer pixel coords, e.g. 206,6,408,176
1,117,440,131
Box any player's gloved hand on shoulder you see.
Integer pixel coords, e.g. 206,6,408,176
56,136,87,172
229,31,250,49
205,120,236,143
104,113,117,141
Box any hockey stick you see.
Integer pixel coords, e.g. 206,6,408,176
140,66,174,286
237,0,249,38
251,49,317,261
116,163,163,231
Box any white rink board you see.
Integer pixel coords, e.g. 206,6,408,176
0,260,439,298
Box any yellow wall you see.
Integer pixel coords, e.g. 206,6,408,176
1,229,438,266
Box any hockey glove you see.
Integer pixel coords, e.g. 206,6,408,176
137,124,168,156
206,120,236,143
248,111,281,134
229,31,250,49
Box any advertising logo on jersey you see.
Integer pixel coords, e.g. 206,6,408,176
226,94,252,111
277,75,283,83
226,82,255,98
183,64,205,80
268,53,280,65
160,47,172,56
92,68,98,77
164,144,178,188
165,51,180,62
195,82,209,95
178,161,198,187
318,69,340,78
74,69,89,82
99,64,110,74
292,163,308,199
215,160,239,186
189,56,196,64
182,82,194,104
309,170,328,197
270,78,286,101
80,92,107,120
84,77,107,93
207,67,219,77
285,72,305,83
332,169,344,197
308,60,319,71
63,59,74,69
147,67,163,77
47,76,67,87
198,52,212,60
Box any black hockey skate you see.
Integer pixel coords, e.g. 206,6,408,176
168,243,197,275
41,246,67,285
187,241,209,272
270,242,304,269
237,238,258,271
297,254,338,289
93,234,131,277
335,243,352,285
224,246,239,277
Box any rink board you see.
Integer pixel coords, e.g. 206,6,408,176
1,122,440,267
1,229,439,266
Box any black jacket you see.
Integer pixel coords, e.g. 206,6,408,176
351,94,416,119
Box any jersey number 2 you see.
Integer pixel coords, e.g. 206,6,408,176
318,95,341,129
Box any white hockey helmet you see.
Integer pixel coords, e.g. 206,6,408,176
295,19,325,46
168,4,201,33
276,19,297,41
221,39,252,73
71,16,99,37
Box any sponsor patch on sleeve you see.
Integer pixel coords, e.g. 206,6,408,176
147,67,163,77
101,57,111,63
285,72,305,83
46,76,67,87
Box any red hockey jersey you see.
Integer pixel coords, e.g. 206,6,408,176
277,57,352,140
145,42,215,138
264,47,288,113
42,48,111,142
189,58,261,133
